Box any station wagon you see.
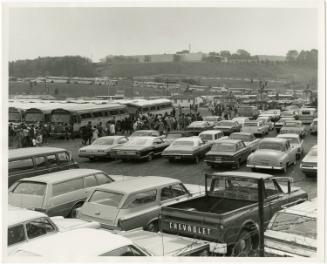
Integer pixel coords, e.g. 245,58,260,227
8,169,132,217
77,176,204,232
9,147,79,187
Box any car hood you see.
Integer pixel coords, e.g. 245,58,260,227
264,230,317,257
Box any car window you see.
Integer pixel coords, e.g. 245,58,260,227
84,175,98,188
127,190,157,208
101,245,146,256
8,225,26,246
161,183,188,201
26,218,56,240
57,152,70,163
52,178,84,196
12,182,46,196
9,158,34,172
95,173,113,185
118,138,128,144
34,156,47,168
89,190,123,207
264,179,282,198
46,154,57,165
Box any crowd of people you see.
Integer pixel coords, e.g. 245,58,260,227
9,104,242,148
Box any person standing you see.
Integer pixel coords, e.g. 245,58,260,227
28,125,36,147
64,123,70,140
97,122,103,137
92,126,98,142
86,121,93,145
109,121,116,136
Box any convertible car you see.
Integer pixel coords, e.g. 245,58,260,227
279,120,306,138
110,136,169,162
204,139,252,169
213,120,241,135
247,137,297,173
162,137,212,163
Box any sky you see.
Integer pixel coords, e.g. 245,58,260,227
8,7,319,62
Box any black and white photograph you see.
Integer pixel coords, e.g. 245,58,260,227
1,1,325,262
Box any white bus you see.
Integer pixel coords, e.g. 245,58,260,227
50,103,129,137
122,99,173,116
298,107,317,124
9,106,25,127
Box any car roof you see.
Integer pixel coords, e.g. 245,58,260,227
9,147,68,160
260,137,288,144
277,134,300,139
13,228,133,256
281,199,317,218
213,139,241,144
209,171,272,180
8,207,48,226
199,130,221,135
17,169,104,184
94,176,180,194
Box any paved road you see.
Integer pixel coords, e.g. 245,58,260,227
45,127,317,199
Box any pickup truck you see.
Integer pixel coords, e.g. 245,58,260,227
159,171,308,256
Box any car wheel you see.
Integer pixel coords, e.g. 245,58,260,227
194,155,200,164
68,202,84,218
232,230,253,256
144,221,159,232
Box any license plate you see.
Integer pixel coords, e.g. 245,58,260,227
175,156,181,160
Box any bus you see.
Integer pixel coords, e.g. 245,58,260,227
298,107,317,125
24,107,53,125
50,103,129,137
122,99,173,116
9,106,25,127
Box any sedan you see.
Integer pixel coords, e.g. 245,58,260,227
241,120,269,136
162,137,212,163
277,133,304,159
78,136,129,161
300,145,317,177
247,137,297,172
229,132,260,152
280,120,306,138
204,139,252,169
275,117,295,133
110,136,169,162
164,130,194,145
213,120,241,135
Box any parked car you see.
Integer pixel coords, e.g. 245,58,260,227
300,145,317,177
203,116,222,126
277,133,304,159
229,132,260,152
204,139,252,169
8,169,133,217
129,130,161,138
160,171,307,256
77,176,204,232
122,229,211,256
260,109,281,122
310,118,317,135
214,120,241,135
264,199,317,257
78,136,129,161
7,206,100,254
8,147,79,187
164,130,194,145
241,120,269,136
162,137,212,163
232,117,250,128
274,117,295,133
9,228,151,257
247,138,297,173
199,130,228,143
257,116,274,130
186,121,214,135
280,120,306,138
110,136,169,162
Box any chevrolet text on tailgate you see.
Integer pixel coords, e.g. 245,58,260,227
159,172,308,256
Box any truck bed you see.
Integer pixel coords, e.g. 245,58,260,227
166,196,255,215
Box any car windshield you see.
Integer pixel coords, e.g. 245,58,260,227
12,182,46,196
126,138,151,146
211,142,236,152
166,133,182,139
89,190,123,207
131,131,155,137
172,140,194,147
93,138,115,145
244,122,258,127
259,142,284,151
284,122,300,127
200,134,213,141
308,148,317,156
230,134,251,142
217,121,233,127
270,213,316,239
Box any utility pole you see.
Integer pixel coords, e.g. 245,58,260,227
257,178,265,257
